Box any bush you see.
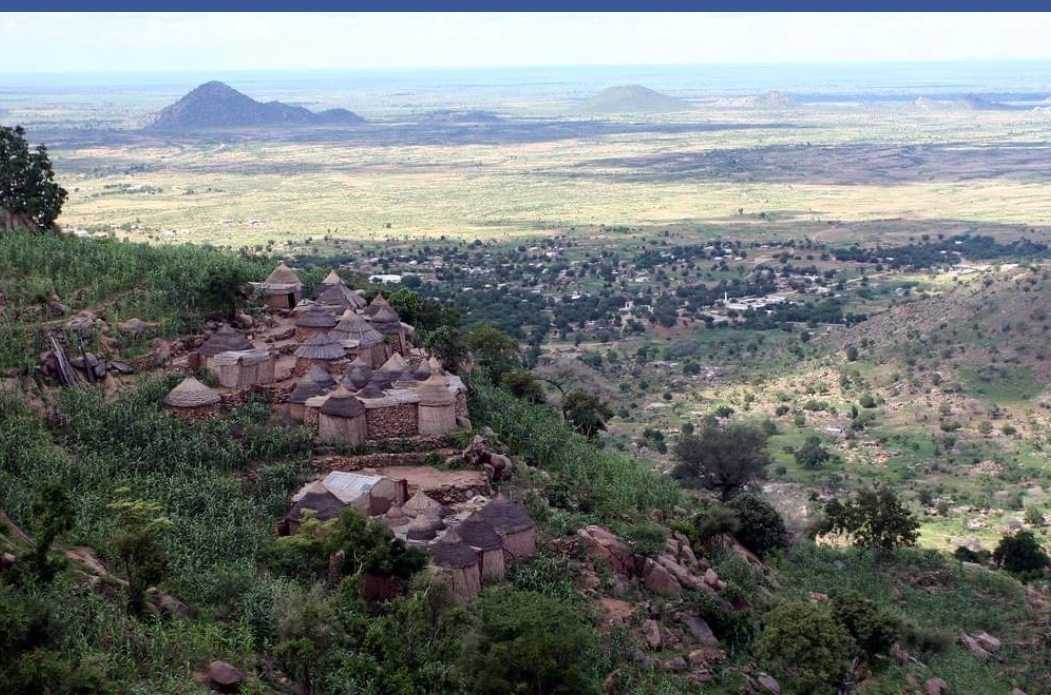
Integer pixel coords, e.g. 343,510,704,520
953,546,991,564
756,601,855,695
993,529,1049,577
859,394,877,408
692,504,740,551
830,591,900,666
622,521,668,558
726,493,788,558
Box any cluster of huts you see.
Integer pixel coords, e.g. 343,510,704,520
280,471,536,600
161,263,468,442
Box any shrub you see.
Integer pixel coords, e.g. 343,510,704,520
692,504,740,552
1025,506,1045,527
859,394,877,409
756,602,855,695
622,521,668,558
830,591,900,666
726,493,788,558
953,546,990,564
993,529,1049,577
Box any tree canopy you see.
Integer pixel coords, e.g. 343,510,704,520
0,125,67,231
561,389,614,440
672,421,772,501
821,486,919,566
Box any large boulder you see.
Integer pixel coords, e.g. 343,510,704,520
642,619,662,650
207,660,245,692
677,613,718,647
959,633,991,659
757,673,781,695
579,525,634,576
923,677,948,695
117,318,146,336
640,557,683,597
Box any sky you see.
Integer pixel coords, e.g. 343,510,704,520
4,12,1051,73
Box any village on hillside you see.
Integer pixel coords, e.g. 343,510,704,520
40,261,537,601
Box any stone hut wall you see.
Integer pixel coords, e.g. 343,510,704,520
455,392,468,420
365,403,418,439
318,413,367,445
295,326,331,341
165,402,219,422
293,357,341,378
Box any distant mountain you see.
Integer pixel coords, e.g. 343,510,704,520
577,85,689,114
420,109,503,124
960,93,1025,111
146,81,365,130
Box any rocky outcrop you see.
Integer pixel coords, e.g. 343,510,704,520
207,660,245,692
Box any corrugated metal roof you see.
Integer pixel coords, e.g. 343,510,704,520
322,471,385,504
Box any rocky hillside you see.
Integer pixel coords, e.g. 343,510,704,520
577,85,689,114
146,81,365,130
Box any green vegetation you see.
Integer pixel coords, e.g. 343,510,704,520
672,421,772,501
0,125,67,230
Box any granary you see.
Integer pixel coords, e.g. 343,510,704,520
196,324,254,370
162,376,221,420
343,357,372,390
368,301,408,355
319,470,407,516
379,352,409,375
306,364,337,391
286,372,332,420
281,480,345,534
294,306,339,340
330,312,389,367
402,489,453,519
478,494,536,561
455,514,506,579
293,331,346,377
416,371,457,436
368,369,394,392
211,349,275,388
258,262,303,310
429,529,482,600
317,385,368,445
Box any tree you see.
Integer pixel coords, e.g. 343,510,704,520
463,324,522,382
830,591,899,667
23,482,75,584
794,435,831,469
462,589,601,695
423,325,468,374
993,529,1049,577
501,369,547,404
561,390,614,440
387,287,423,326
672,421,772,501
821,486,919,572
0,125,67,231
106,491,172,613
756,601,855,695
845,345,859,362
726,493,788,558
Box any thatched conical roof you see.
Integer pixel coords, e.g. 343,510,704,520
364,292,391,317
198,324,254,356
164,376,221,408
356,382,386,399
403,490,451,518
478,494,534,535
295,306,339,328
260,262,302,291
379,352,408,374
429,529,478,568
406,512,445,542
307,365,337,391
321,270,344,286
319,385,365,418
330,313,384,345
456,514,502,551
369,303,403,335
294,332,345,361
369,370,393,391
316,282,367,310
384,504,410,529
288,378,327,404
287,485,344,524
344,364,372,390
417,372,455,406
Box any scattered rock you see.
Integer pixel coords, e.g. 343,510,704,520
809,592,829,603
1,552,16,569
757,673,781,695
109,360,134,375
207,660,245,692
642,619,662,650
974,631,1001,652
658,656,687,673
959,633,991,659
687,669,713,686
641,557,683,596
117,318,146,335
677,614,718,647
923,677,948,695
150,338,172,362
160,593,190,619
66,314,94,338
234,312,254,329
1012,688,1028,695
688,646,725,666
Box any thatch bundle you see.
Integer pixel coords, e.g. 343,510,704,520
198,324,253,356
456,515,502,551
429,530,477,568
294,332,345,361
412,360,432,381
163,376,221,407
319,385,365,418
316,282,367,311
364,293,391,317
369,303,403,335
356,382,386,400
369,370,394,391
344,363,372,390
478,494,535,535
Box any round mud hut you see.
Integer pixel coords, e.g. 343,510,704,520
416,372,457,436
317,385,367,446
478,494,536,561
294,307,339,341
330,313,389,367
429,529,482,600
196,324,254,371
406,512,445,543
456,514,506,579
293,332,346,377
258,262,303,311
163,376,221,421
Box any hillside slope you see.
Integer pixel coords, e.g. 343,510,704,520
577,85,689,114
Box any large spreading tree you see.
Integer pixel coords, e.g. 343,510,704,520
672,420,772,501
0,125,67,231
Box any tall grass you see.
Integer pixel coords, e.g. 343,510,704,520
0,229,275,368
470,381,682,525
